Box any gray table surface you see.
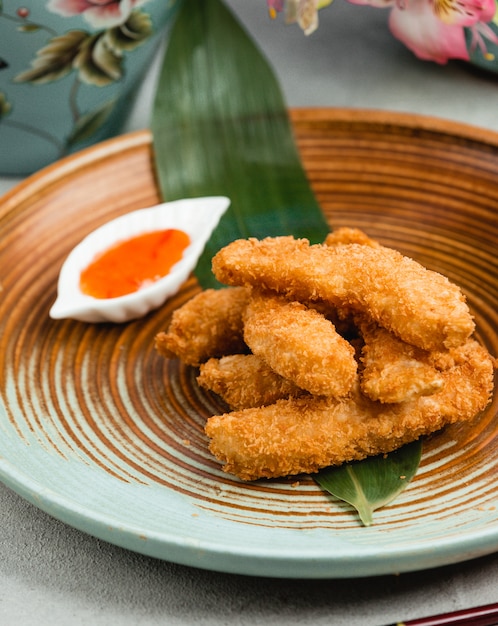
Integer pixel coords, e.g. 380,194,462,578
1,2,498,625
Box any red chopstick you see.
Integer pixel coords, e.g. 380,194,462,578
386,602,498,626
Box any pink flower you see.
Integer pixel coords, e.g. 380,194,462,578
389,0,470,63
267,0,285,18
47,0,148,28
347,0,498,64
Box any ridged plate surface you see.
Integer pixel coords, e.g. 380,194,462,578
0,109,497,578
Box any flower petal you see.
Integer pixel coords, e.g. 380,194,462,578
433,0,497,26
47,0,93,16
346,0,394,8
47,0,148,28
389,0,469,63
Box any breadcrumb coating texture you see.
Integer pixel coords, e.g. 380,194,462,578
205,340,494,480
155,229,495,482
358,318,445,403
155,287,249,366
243,293,357,397
197,354,305,410
212,237,475,351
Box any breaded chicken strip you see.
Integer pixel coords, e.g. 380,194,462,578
155,287,249,366
212,237,474,352
197,354,305,410
205,339,494,480
325,227,380,248
305,300,356,338
358,318,444,403
243,293,357,397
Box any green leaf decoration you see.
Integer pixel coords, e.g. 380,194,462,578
315,440,423,526
74,33,123,86
105,10,153,52
151,0,329,288
0,91,12,118
66,99,116,146
14,31,88,84
17,24,41,33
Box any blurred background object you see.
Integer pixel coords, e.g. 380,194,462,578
0,0,179,175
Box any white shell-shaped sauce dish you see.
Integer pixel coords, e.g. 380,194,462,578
49,196,230,323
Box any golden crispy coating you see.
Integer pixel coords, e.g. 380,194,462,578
325,227,380,248
303,300,356,338
155,287,249,366
154,229,495,482
358,318,444,403
211,237,475,351
197,354,305,410
243,293,357,397
205,339,495,481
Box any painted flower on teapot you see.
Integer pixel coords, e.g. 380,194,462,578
47,0,149,28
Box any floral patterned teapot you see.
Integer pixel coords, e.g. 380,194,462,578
0,0,179,175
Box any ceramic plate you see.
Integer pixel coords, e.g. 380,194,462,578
0,109,497,579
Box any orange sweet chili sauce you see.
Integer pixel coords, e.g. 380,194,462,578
79,229,190,299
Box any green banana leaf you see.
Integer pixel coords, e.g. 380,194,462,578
151,0,329,288
151,0,423,522
315,440,423,526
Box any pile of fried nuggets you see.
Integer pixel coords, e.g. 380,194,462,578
155,228,496,481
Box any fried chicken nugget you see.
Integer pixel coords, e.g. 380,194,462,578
324,226,380,248
205,339,494,480
211,237,474,352
243,293,357,397
358,318,444,403
155,287,249,366
197,354,305,410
